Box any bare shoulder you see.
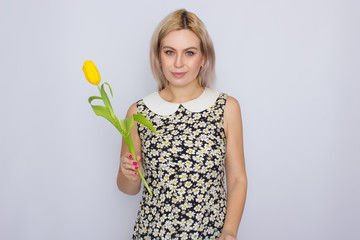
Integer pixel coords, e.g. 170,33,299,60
126,102,138,118
224,95,242,135
224,95,241,118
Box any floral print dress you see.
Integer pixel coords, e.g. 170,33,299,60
133,88,228,240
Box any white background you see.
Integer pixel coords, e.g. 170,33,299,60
1,0,359,239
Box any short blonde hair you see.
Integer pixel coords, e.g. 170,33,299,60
150,9,216,91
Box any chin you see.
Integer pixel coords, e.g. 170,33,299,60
168,81,195,88
166,77,199,88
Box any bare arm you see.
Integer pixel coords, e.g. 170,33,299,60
116,103,143,195
220,96,248,239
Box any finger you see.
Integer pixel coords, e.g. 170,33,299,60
120,154,141,180
125,168,139,182
121,154,137,166
126,164,139,173
121,168,138,182
126,168,139,176
124,160,139,170
121,160,139,176
122,162,139,173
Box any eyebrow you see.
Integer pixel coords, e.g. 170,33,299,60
162,46,199,51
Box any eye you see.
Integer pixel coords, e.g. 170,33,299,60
185,51,195,56
165,50,175,55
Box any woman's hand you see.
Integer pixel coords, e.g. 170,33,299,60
120,153,142,183
219,229,237,240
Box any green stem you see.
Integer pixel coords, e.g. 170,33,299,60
125,136,153,197
91,83,153,197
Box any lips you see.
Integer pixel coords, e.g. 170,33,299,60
172,72,186,78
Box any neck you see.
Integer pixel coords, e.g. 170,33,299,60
160,82,204,103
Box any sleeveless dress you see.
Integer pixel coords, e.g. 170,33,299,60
133,88,228,240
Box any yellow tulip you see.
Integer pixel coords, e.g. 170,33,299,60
85,61,156,197
83,60,101,85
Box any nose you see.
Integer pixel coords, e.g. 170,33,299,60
174,53,184,68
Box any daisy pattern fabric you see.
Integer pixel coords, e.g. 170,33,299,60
133,88,228,240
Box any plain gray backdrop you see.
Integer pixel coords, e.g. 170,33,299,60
0,0,359,239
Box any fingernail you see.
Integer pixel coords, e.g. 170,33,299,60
129,154,133,159
133,161,137,166
135,172,138,175
135,166,138,170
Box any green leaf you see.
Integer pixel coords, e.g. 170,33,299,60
120,119,126,134
113,114,121,131
133,113,157,134
91,105,116,128
122,116,134,136
103,82,113,97
125,116,134,132
88,96,124,135
100,82,115,118
88,95,102,104
124,135,135,157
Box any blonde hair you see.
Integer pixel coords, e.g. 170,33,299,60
150,9,216,91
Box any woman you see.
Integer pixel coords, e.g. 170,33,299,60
117,9,247,240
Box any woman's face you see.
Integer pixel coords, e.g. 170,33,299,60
160,29,205,88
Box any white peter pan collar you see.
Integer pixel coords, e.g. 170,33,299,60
142,88,220,116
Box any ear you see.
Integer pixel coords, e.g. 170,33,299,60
201,55,206,68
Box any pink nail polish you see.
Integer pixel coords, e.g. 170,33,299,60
135,172,138,175
135,166,139,170
129,154,133,159
133,161,137,166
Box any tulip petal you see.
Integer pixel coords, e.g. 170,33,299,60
133,113,157,134
83,60,101,85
